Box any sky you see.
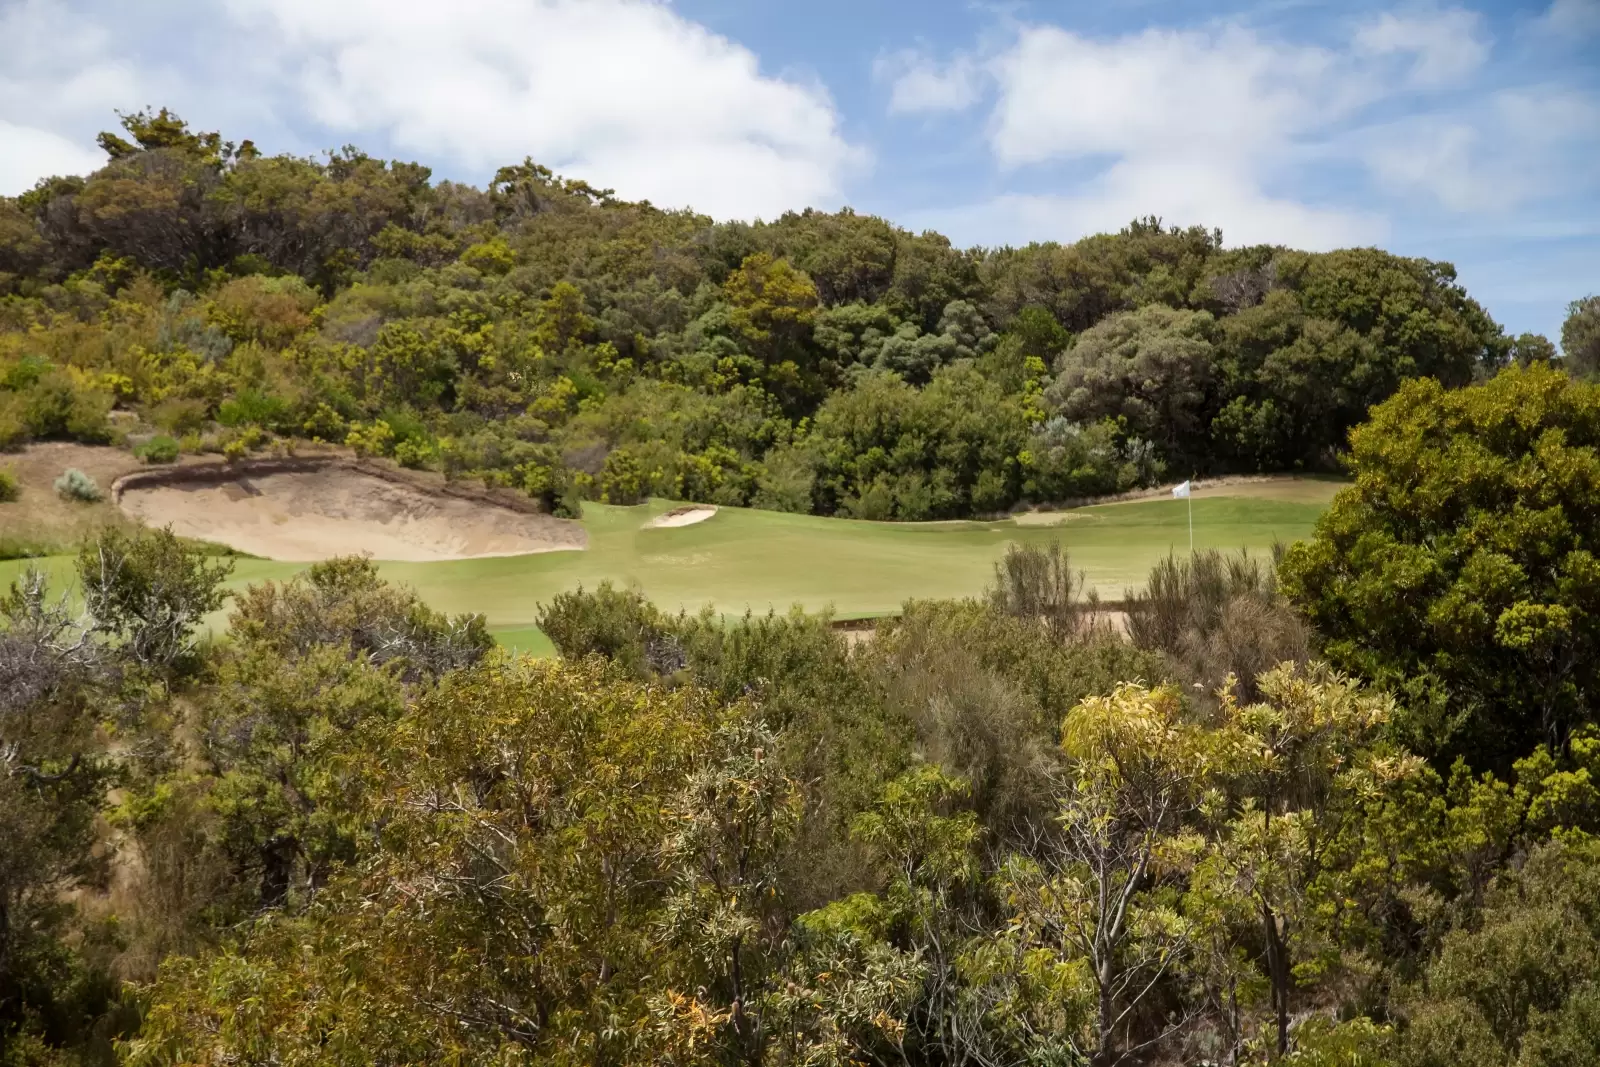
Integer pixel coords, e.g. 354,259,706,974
1,0,1596,343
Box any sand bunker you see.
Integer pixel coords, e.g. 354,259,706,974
645,505,718,529
118,461,586,562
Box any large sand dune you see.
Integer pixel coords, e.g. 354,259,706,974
117,458,585,562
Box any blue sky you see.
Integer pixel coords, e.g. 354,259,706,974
1,0,1596,343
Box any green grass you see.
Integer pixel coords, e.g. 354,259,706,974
0,486,1336,651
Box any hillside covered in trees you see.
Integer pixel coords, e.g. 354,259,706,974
0,109,1535,520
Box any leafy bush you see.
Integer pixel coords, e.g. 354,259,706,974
151,397,209,436
1280,365,1600,770
19,371,113,444
535,580,671,677
54,468,101,502
0,467,17,502
216,389,291,431
136,435,180,464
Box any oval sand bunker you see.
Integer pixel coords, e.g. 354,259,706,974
644,505,717,529
118,462,586,562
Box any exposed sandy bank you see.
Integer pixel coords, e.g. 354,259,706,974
644,505,717,529
117,458,586,562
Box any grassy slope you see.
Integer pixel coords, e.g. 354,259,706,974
3,477,1340,653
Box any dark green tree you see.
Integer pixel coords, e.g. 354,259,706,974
1280,365,1600,770
1563,295,1600,380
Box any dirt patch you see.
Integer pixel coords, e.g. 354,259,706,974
0,443,147,551
117,456,586,562
645,505,718,529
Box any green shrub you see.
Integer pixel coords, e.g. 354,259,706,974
54,468,102,502
22,371,113,443
137,435,181,464
0,467,18,502
216,389,290,431
0,533,61,560
536,581,670,677
0,394,26,448
152,397,209,435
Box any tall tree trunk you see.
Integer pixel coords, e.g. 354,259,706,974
1095,957,1116,1067
259,834,297,909
1262,902,1290,1056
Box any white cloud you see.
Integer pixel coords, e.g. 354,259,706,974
919,160,1385,253
1358,85,1599,211
224,0,863,221
874,48,983,115
988,25,1348,169
0,122,104,194
1353,9,1489,87
909,7,1598,250
1533,0,1600,38
0,0,156,193
964,23,1373,249
1361,122,1498,211
0,0,862,220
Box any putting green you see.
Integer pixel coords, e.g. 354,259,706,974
0,477,1341,651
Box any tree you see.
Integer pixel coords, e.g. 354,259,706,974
77,526,233,678
1510,331,1558,369
1047,304,1217,464
0,569,116,1056
1563,295,1600,380
654,719,801,1064
1280,365,1600,772
1209,291,1377,470
722,251,823,403
806,364,1028,520
1399,837,1600,1067
998,682,1210,1065
127,659,726,1065
1196,664,1397,1058
1274,248,1503,387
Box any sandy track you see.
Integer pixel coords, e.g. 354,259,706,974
119,463,586,562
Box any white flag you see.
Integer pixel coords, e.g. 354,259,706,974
1172,480,1192,499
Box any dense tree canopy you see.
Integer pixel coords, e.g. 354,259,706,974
0,111,1519,520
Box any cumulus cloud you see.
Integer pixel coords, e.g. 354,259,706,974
224,0,863,220
0,0,155,193
874,48,984,114
0,0,863,220
899,4,1597,250
1359,86,1600,211
1353,9,1489,87
0,122,103,195
919,161,1385,253
987,25,1348,168
972,24,1371,249
1533,0,1600,38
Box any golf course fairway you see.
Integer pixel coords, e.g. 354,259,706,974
0,477,1342,655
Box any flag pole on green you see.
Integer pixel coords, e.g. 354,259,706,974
1172,479,1193,553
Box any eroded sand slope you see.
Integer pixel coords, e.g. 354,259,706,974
119,464,585,562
